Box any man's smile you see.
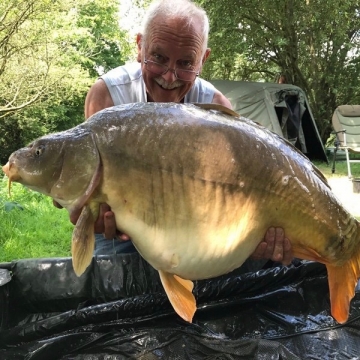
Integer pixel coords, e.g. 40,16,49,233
155,77,184,90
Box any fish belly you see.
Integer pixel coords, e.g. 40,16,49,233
104,171,267,280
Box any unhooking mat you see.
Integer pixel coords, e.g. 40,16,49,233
1,254,360,359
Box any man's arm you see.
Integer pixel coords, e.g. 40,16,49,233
84,79,114,120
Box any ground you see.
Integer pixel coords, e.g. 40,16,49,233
327,175,360,218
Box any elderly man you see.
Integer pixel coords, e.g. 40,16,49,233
81,0,292,267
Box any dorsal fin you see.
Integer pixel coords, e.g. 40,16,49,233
194,103,240,118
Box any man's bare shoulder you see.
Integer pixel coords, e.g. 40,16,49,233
85,79,114,119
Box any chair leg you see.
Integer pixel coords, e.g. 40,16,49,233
345,149,352,178
332,148,337,174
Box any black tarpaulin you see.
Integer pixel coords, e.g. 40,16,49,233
1,254,360,359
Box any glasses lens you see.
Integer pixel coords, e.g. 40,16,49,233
176,69,198,82
144,60,198,81
145,60,166,75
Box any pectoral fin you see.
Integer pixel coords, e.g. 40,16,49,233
71,204,96,276
158,270,196,323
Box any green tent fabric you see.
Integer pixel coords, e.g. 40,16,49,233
210,80,328,162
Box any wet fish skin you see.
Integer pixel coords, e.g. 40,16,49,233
2,102,360,324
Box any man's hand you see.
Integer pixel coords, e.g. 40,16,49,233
251,227,293,265
53,200,130,241
52,199,86,228
94,203,130,241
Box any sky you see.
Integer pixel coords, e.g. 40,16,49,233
119,0,147,36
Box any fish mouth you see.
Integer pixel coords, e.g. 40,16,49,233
2,161,21,196
2,162,10,177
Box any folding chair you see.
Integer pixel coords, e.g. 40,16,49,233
331,105,360,178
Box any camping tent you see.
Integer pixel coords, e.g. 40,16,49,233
210,80,328,162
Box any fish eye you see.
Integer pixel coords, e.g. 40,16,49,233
34,144,45,157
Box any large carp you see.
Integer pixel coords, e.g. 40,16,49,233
2,102,360,324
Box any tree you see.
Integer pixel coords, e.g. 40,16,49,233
0,1,92,117
199,0,360,140
0,0,125,163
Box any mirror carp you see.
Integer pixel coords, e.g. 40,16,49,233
3,102,360,324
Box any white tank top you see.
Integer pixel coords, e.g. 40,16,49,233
100,62,216,105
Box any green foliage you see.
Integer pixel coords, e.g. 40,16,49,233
0,0,128,164
198,0,360,141
70,0,127,77
0,95,86,164
0,174,73,261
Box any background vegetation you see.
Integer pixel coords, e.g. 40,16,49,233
0,0,359,261
0,0,130,164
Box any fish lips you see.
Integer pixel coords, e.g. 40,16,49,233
2,162,10,176
2,160,21,196
2,160,21,182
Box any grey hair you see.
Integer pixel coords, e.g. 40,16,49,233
141,0,210,55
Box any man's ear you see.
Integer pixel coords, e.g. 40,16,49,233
202,48,211,65
136,33,143,63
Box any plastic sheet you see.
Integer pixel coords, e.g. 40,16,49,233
1,254,360,359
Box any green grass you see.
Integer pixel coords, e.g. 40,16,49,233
313,159,360,179
317,149,360,178
1,157,360,263
0,175,73,262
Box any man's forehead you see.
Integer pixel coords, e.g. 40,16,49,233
145,18,204,56
147,15,204,41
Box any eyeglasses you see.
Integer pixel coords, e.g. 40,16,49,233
144,59,199,82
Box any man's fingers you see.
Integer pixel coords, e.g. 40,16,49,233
103,211,117,239
118,232,131,241
103,213,131,241
281,238,293,265
93,203,131,241
262,227,275,259
252,227,293,265
94,203,111,233
70,208,82,225
250,242,268,260
271,227,285,262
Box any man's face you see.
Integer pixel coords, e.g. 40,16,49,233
137,16,210,103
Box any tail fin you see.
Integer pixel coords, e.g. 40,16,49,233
293,244,360,324
326,254,360,323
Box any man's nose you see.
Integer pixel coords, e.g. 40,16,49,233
162,67,177,82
